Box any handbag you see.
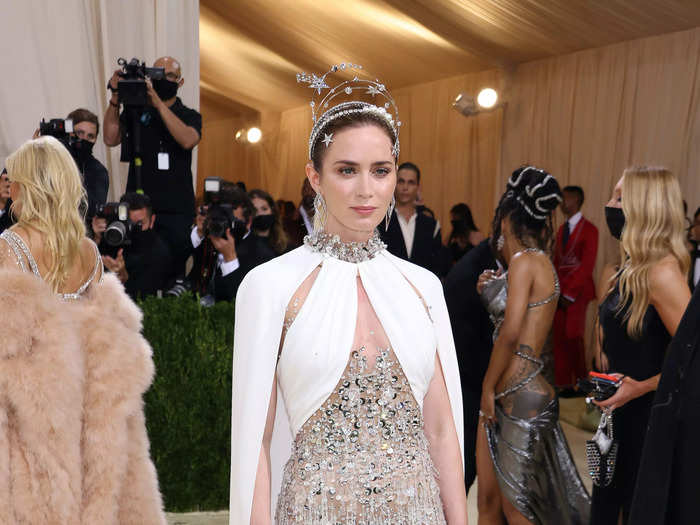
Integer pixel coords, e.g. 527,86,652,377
586,410,618,487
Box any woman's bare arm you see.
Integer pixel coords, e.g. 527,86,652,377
423,354,468,524
250,374,277,525
596,256,690,411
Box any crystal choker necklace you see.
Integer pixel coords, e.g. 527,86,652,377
304,230,386,263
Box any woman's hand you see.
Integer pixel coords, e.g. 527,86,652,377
594,374,648,411
477,269,501,295
479,387,496,427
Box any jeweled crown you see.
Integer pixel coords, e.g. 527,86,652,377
297,63,401,160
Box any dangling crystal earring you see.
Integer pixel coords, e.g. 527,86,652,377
313,193,327,231
496,234,505,251
385,195,396,231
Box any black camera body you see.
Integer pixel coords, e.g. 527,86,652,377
116,57,165,106
39,118,73,138
96,202,141,251
202,177,247,241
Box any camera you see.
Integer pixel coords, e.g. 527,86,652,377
96,202,141,250
39,118,73,138
116,57,165,106
202,177,247,241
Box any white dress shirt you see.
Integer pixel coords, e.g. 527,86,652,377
567,211,583,234
396,210,441,259
190,227,241,276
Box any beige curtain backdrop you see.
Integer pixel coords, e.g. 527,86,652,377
0,0,199,200
501,26,700,275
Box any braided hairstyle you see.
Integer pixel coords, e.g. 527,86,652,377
491,166,562,254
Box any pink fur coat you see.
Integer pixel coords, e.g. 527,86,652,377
0,269,166,524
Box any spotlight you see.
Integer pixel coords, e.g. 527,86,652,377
477,88,498,109
247,127,262,144
452,93,477,116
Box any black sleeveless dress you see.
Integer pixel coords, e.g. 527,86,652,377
592,282,670,525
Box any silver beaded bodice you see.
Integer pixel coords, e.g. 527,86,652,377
275,346,446,524
304,230,386,263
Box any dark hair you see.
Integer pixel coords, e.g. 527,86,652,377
249,188,288,254
450,203,478,231
491,166,562,254
694,206,700,220
1,167,6,176
235,181,247,193
398,162,421,184
67,108,99,135
220,182,255,221
120,192,153,217
284,200,296,216
419,206,435,219
311,103,398,171
563,185,584,207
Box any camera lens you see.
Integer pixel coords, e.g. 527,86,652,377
105,221,127,246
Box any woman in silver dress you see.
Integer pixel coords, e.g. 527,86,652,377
475,167,590,525
229,65,467,524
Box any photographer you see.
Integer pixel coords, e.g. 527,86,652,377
0,168,13,233
189,183,276,303
103,56,201,280
34,110,109,220
96,192,173,300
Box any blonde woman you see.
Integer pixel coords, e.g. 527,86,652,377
0,136,165,524
591,167,691,525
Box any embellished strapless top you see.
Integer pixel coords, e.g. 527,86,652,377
275,346,445,524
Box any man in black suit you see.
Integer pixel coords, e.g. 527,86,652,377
443,238,499,494
689,206,700,292
381,162,445,276
188,184,276,303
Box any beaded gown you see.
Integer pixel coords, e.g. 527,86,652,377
229,231,464,525
480,249,590,525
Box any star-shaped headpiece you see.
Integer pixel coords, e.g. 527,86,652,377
297,63,401,160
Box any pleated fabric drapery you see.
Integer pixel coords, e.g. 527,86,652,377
0,0,200,200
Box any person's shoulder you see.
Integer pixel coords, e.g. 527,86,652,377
582,216,599,233
649,254,686,289
175,99,201,118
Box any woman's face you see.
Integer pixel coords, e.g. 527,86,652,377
607,176,623,208
252,196,272,217
306,124,396,241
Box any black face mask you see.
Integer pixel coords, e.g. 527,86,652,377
451,219,467,234
69,138,94,163
605,206,625,240
252,214,275,232
153,78,179,101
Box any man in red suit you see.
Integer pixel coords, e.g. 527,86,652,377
553,186,598,390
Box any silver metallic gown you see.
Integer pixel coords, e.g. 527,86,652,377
275,345,446,524
481,253,590,525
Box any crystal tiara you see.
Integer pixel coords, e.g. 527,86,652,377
297,63,401,160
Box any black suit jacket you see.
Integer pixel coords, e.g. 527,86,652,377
629,284,700,524
689,246,699,292
444,239,498,395
189,233,277,303
381,210,446,276
0,199,13,234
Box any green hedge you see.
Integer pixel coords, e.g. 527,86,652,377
140,294,234,512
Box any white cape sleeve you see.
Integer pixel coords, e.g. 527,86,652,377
229,265,289,525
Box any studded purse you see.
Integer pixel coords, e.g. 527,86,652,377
586,411,618,487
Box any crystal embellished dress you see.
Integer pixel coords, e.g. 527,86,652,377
275,346,446,524
229,230,465,525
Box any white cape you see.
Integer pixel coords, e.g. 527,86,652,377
230,245,464,524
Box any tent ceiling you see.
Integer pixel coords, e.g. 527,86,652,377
200,0,700,113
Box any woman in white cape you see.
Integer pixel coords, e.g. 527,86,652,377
229,65,467,524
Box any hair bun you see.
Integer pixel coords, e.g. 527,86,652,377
507,165,562,220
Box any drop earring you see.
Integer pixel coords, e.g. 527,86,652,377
313,193,327,231
385,195,395,231
496,234,505,251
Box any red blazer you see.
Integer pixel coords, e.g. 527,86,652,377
553,216,598,305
